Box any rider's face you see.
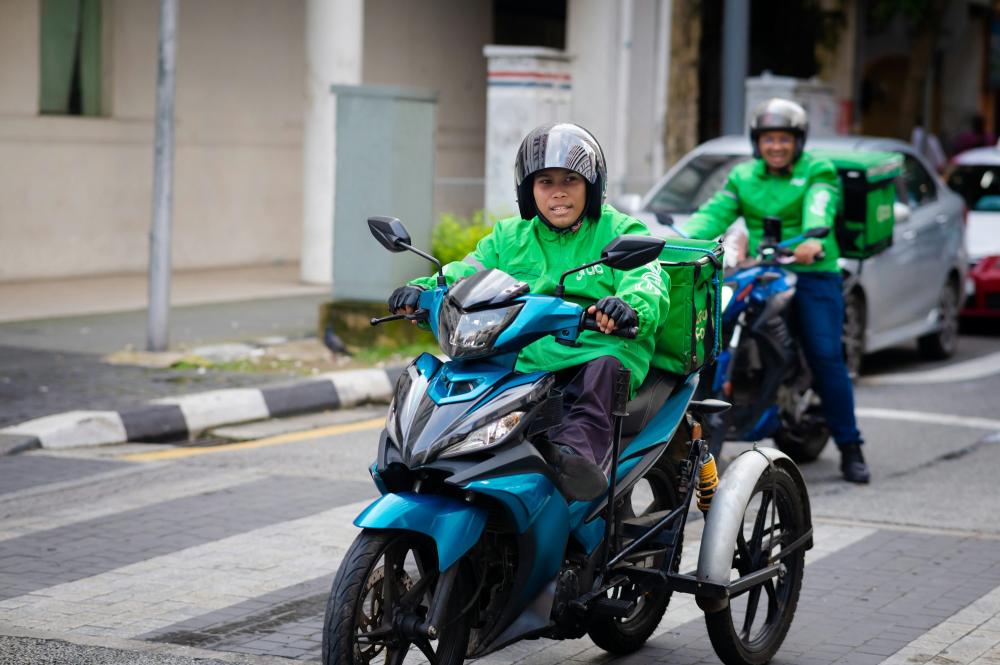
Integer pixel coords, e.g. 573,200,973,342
533,168,587,228
758,130,796,171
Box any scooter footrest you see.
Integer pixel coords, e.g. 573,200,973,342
589,597,635,618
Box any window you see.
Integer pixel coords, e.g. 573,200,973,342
901,155,937,208
40,0,102,116
647,154,752,214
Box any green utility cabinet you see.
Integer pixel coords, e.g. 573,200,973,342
330,85,438,301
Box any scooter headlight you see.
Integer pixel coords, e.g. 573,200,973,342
438,302,523,359
720,284,735,310
439,411,525,458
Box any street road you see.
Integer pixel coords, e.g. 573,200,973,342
2,332,1000,664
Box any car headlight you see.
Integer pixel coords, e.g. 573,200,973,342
439,411,525,458
438,302,523,359
720,284,735,310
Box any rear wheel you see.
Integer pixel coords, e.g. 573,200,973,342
842,289,866,379
588,461,682,654
704,467,807,665
918,279,960,360
322,530,470,665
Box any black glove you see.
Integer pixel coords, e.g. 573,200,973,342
594,296,638,329
387,285,425,314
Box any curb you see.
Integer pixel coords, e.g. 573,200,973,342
0,366,405,454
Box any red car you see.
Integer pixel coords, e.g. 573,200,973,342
946,147,1000,318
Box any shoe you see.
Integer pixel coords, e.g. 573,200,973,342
839,444,870,484
540,443,608,501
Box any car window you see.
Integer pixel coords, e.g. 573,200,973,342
901,155,937,208
946,165,1000,210
646,154,752,213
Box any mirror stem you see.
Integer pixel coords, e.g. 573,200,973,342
397,241,446,286
556,258,604,298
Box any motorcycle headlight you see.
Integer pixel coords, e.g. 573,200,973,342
438,302,523,359
439,411,525,458
720,284,735,310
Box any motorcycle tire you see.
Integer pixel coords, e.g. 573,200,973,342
772,418,830,463
588,460,682,655
322,529,470,665
704,466,807,665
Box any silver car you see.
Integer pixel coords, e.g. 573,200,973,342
623,135,968,374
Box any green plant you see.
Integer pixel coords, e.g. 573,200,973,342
431,211,494,266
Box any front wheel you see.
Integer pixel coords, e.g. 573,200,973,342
917,279,960,360
322,529,470,665
773,407,829,463
704,467,807,665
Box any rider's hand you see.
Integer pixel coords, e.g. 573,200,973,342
794,240,824,265
588,297,638,334
387,285,425,321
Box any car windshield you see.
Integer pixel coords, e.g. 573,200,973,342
947,165,1000,212
646,153,752,213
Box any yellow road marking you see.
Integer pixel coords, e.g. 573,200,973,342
121,417,385,462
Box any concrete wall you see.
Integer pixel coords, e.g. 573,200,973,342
0,0,305,281
363,0,491,222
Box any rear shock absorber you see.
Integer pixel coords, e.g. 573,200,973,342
697,451,719,514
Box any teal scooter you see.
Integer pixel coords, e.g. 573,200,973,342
321,216,814,665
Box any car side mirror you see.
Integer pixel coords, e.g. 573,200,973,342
368,216,412,252
893,201,911,224
600,235,666,270
803,227,830,239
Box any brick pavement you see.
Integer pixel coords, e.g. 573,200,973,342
2,462,1000,664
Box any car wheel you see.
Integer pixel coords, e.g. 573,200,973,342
842,290,865,379
917,279,960,360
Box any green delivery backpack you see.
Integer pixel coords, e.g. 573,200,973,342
809,149,903,260
651,237,725,375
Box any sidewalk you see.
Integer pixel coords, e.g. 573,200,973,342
0,264,399,452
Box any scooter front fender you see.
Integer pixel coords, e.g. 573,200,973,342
696,447,812,610
354,492,487,571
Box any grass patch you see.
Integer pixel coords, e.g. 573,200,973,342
352,340,441,365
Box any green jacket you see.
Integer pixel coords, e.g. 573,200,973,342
410,205,670,392
683,152,841,273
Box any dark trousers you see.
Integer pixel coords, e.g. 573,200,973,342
548,356,623,469
791,272,864,447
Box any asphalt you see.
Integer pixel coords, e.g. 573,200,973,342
0,288,405,454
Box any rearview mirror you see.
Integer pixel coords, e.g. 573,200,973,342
368,216,412,252
600,235,666,270
803,227,830,239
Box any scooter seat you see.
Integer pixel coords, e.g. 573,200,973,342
621,368,682,438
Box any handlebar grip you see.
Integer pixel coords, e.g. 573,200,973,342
582,315,638,339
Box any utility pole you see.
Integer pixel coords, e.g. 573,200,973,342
720,0,749,135
147,0,177,351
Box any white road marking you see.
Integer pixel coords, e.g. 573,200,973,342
861,350,1000,386
856,407,1000,432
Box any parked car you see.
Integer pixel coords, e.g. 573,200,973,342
946,145,1000,319
620,135,968,374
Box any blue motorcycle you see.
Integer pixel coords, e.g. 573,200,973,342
321,216,814,665
702,219,833,463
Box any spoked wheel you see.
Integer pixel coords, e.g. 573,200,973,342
588,461,682,654
705,467,807,665
322,529,470,665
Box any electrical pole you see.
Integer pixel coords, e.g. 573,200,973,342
721,0,749,135
147,0,177,351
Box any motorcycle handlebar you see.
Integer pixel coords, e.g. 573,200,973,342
581,314,638,339
370,309,429,326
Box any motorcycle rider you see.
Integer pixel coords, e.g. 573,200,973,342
388,122,670,501
683,98,871,484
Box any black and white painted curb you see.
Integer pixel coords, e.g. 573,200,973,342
0,366,404,455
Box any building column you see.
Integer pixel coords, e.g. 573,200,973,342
301,0,363,285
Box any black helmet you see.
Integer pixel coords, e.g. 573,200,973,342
514,122,607,223
749,98,809,161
